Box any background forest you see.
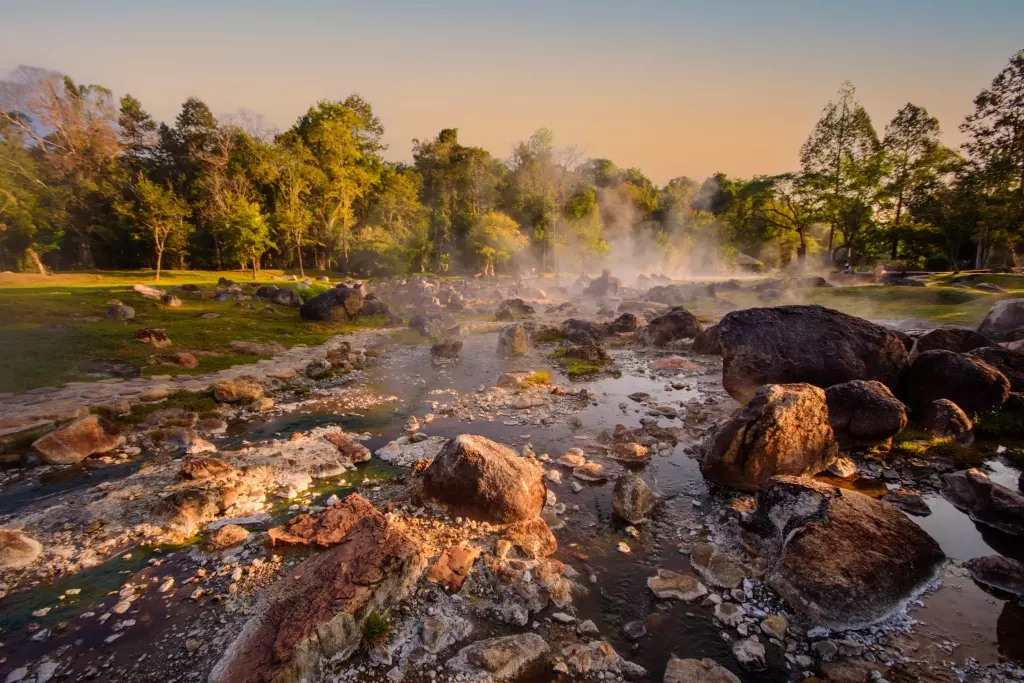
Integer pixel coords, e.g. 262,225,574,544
1,49,1023,279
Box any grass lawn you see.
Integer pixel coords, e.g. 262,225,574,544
0,270,384,393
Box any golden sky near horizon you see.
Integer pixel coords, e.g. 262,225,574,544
2,0,1022,184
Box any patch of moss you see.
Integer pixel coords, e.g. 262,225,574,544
546,348,567,360
361,610,390,649
524,371,551,386
115,390,218,425
562,358,604,377
973,408,1024,440
388,329,427,345
532,330,565,344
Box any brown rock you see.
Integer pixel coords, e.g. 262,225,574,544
205,524,250,551
904,350,1009,416
610,441,650,463
422,435,546,523
753,476,944,629
612,473,655,524
427,544,481,591
701,383,838,491
689,543,744,589
268,495,385,547
323,432,371,463
647,569,708,602
921,399,974,443
136,328,171,347
967,345,1024,392
911,326,997,358
0,529,42,569
31,415,121,465
664,657,740,683
156,488,223,536
717,305,908,404
154,351,199,369
941,469,1024,536
501,518,557,558
209,494,425,683
181,455,239,481
496,324,530,356
213,379,264,404
825,380,907,447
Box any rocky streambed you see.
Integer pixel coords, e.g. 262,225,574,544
1,289,1023,683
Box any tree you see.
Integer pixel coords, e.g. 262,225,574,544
468,210,528,276
881,103,948,258
0,66,124,266
961,49,1024,267
223,194,273,278
267,137,312,275
289,98,383,271
800,82,880,260
748,174,821,266
115,177,191,280
118,94,157,173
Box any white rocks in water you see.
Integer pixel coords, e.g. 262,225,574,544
546,469,562,485
158,577,175,593
185,436,217,455
731,637,766,671
760,615,787,640
714,602,743,627
647,569,708,603
4,667,28,683
375,435,448,467
578,619,600,636
617,541,631,553
551,612,576,624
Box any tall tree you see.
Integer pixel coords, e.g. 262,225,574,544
115,177,190,280
289,98,383,271
800,82,880,260
881,103,947,258
468,210,528,276
961,49,1024,267
223,193,273,278
118,94,157,173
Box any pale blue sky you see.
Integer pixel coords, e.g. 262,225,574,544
2,0,1021,182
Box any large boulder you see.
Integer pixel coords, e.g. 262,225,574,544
612,473,655,524
497,324,530,356
271,287,302,307
904,350,1009,416
921,399,974,443
910,326,997,359
964,555,1024,598
717,305,908,404
209,495,425,683
968,346,1024,392
941,469,1024,536
422,435,546,523
978,298,1024,341
692,324,721,355
299,285,363,322
582,270,621,298
31,415,121,465
605,312,639,334
701,384,838,491
637,307,703,346
824,380,907,447
0,529,42,570
749,476,944,630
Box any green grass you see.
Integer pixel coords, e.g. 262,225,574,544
563,358,605,377
361,610,390,649
0,271,388,393
524,371,551,385
110,390,220,425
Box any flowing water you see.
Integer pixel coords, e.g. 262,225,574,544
1,326,1022,681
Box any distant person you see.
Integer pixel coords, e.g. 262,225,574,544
842,262,853,275
873,264,886,282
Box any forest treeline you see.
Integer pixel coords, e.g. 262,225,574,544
1,49,1022,278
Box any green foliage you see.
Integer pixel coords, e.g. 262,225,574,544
361,611,390,649
468,211,529,275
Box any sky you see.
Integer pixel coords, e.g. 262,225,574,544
2,0,1022,185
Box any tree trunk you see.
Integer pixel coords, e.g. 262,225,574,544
25,248,48,275
155,247,163,281
214,236,223,271
295,234,304,277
